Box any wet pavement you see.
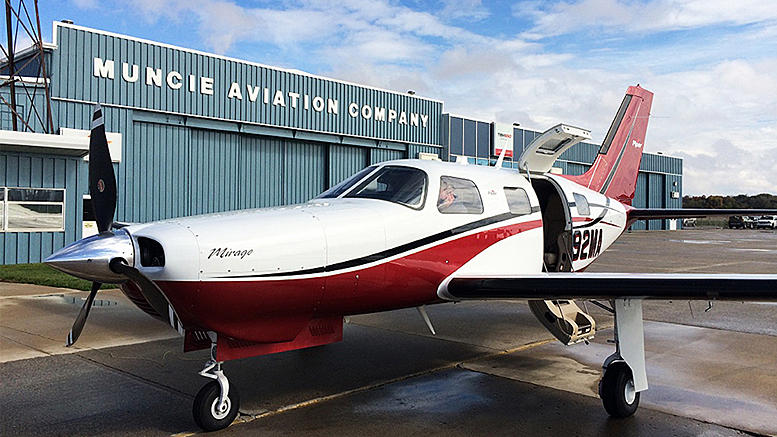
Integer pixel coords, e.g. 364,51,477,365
1,228,777,436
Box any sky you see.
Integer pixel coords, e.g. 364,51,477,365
26,0,777,195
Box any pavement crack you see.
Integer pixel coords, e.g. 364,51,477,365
74,353,193,400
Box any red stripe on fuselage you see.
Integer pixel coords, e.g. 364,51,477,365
156,219,542,343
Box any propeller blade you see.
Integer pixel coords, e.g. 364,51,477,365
66,281,102,347
89,104,117,233
109,259,177,327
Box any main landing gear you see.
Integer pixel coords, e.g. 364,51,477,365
193,336,240,431
598,299,647,418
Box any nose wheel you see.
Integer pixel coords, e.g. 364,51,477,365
194,335,240,431
193,380,240,431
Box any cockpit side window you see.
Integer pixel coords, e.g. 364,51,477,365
316,166,377,199
345,166,427,209
504,187,532,216
573,193,591,216
438,176,483,214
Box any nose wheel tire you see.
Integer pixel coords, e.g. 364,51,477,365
193,380,240,431
599,362,640,418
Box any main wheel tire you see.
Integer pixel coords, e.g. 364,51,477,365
599,362,640,418
193,381,240,432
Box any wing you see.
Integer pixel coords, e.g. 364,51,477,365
627,208,777,221
438,273,777,301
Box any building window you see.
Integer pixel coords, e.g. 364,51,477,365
438,176,483,214
504,187,532,216
1,187,65,232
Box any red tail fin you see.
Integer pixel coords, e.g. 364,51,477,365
566,85,653,205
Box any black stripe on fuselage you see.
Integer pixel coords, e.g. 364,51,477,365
222,212,529,279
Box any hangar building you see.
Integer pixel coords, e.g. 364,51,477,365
0,22,682,265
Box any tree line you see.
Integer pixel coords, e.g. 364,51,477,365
683,194,777,209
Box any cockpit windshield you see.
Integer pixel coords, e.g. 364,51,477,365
346,166,427,208
316,166,377,199
316,165,428,208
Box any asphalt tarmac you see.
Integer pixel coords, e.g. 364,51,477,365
2,228,777,437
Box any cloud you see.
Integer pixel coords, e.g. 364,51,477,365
439,0,490,21
519,0,777,38
71,0,99,9
676,139,777,195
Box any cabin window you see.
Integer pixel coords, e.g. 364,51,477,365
573,193,590,216
438,176,483,214
316,165,377,199
504,187,532,216
345,166,427,209
1,187,66,232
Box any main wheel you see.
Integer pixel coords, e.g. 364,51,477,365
599,362,639,418
193,381,240,431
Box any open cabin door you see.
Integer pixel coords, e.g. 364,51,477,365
527,175,596,345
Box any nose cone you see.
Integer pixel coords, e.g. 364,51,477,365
45,229,135,283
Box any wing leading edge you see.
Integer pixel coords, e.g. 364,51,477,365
438,273,777,301
627,208,777,223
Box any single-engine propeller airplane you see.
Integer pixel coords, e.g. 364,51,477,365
46,85,777,431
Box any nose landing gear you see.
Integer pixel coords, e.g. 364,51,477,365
193,336,240,431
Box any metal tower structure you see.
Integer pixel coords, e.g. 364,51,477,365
1,0,54,133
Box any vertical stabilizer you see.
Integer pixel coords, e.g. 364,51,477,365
565,86,653,205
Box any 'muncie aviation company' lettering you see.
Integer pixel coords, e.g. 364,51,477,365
93,57,429,128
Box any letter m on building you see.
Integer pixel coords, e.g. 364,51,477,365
93,58,115,79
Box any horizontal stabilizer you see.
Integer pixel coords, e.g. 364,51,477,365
439,273,777,301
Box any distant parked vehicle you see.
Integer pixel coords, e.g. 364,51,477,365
756,216,777,229
729,216,756,229
683,218,697,227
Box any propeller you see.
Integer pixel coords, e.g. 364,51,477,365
62,104,181,345
88,104,116,233
66,281,102,347
65,104,116,347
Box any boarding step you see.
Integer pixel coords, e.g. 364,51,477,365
528,299,596,345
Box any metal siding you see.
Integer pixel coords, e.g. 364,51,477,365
329,144,367,187
189,129,240,215
239,136,284,208
284,141,325,203
131,121,191,221
565,162,589,176
370,148,405,164
648,173,666,230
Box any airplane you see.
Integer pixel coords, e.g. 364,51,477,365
45,85,777,431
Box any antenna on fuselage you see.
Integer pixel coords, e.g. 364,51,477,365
494,143,508,168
